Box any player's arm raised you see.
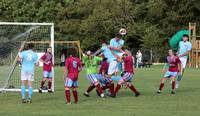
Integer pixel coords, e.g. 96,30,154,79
93,49,102,56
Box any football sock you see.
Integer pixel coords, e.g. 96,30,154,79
86,85,95,93
65,90,70,103
28,87,33,98
40,81,45,88
172,81,175,90
114,84,121,94
95,84,103,94
101,85,108,90
159,83,164,91
72,90,78,103
109,83,115,95
129,84,139,94
21,85,26,99
48,81,52,89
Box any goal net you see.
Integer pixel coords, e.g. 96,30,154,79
0,22,54,92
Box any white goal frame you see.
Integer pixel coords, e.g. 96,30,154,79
0,22,55,92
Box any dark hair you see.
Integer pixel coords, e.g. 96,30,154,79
101,40,108,44
68,48,77,57
115,33,121,38
103,58,107,61
27,43,34,49
182,34,189,38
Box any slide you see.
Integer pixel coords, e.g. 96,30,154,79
169,29,189,51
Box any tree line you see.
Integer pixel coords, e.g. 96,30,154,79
0,0,200,61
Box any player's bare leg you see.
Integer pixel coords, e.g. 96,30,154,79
157,77,168,93
65,87,71,105
72,87,78,104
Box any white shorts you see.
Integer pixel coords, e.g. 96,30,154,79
117,52,124,57
179,57,187,69
108,60,118,75
21,71,34,81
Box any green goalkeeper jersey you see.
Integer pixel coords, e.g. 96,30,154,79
83,55,102,74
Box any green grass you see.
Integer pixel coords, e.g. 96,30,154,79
0,66,200,116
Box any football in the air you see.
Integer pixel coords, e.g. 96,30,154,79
119,28,127,35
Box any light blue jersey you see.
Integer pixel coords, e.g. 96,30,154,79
110,38,124,55
101,45,116,63
20,50,39,74
178,41,192,58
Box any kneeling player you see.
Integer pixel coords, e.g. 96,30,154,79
63,53,82,105
114,49,140,97
157,49,181,94
97,57,113,95
39,47,53,93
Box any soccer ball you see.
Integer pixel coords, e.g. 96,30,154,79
119,28,127,35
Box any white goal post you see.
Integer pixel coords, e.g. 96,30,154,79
0,22,55,92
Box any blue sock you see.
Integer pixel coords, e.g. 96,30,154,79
177,74,182,81
21,85,26,99
28,87,33,98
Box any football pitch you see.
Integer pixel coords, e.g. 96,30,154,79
0,65,199,116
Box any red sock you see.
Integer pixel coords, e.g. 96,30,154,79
95,84,103,94
172,81,175,90
86,85,95,93
40,81,45,88
72,90,78,103
129,84,139,94
48,81,52,89
101,85,109,90
109,83,114,95
65,90,70,103
114,84,121,94
159,83,164,91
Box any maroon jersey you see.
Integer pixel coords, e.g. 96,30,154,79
123,55,134,73
41,52,53,71
99,61,109,74
65,56,82,81
167,55,181,72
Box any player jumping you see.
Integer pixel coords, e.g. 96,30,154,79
94,42,122,97
176,34,192,88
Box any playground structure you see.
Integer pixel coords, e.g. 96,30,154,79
189,23,200,68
